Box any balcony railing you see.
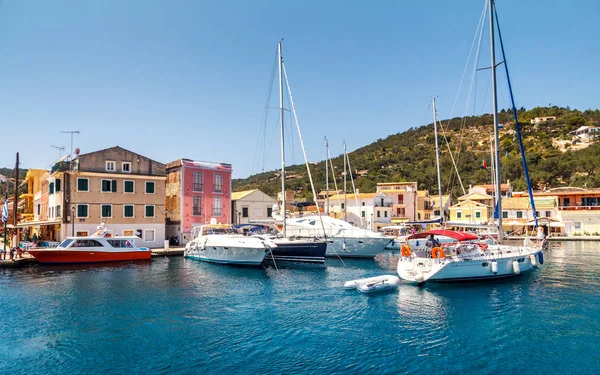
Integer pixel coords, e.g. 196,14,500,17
559,204,600,210
192,208,202,216
374,202,393,207
192,184,203,192
51,161,73,174
212,209,222,216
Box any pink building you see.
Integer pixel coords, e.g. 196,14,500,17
165,159,232,244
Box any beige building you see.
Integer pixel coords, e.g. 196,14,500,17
448,192,494,224
376,182,418,222
417,190,433,221
58,146,166,247
231,189,277,224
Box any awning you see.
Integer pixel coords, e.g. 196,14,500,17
6,220,62,228
408,229,479,242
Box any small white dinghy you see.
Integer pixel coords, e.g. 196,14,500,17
344,275,400,293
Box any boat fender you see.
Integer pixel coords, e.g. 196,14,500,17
529,254,538,268
512,260,520,274
478,243,489,251
401,245,411,257
414,272,424,284
431,247,444,259
491,261,498,274
538,251,544,265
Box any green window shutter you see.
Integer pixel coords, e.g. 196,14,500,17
56,179,61,192
145,205,154,217
112,180,117,192
102,205,111,217
49,182,54,194
78,205,88,217
124,205,134,218
146,182,155,194
124,181,134,193
78,178,88,191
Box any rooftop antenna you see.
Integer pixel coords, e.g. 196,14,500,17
50,145,65,161
60,130,80,160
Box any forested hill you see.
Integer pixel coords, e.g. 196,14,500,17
233,106,600,200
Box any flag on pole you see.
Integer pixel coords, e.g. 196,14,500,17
1,200,8,223
482,160,488,170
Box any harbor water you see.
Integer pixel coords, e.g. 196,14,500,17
1,241,598,374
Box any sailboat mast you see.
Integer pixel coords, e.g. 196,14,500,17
343,141,347,221
432,98,443,222
489,0,502,235
278,41,286,237
325,137,329,216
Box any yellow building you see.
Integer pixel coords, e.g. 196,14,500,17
19,169,48,223
448,192,494,224
417,190,432,221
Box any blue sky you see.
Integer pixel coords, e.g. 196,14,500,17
0,0,598,178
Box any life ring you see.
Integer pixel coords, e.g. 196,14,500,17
431,247,444,259
477,243,489,251
401,245,411,257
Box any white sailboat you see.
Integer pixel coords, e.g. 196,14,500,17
397,0,544,283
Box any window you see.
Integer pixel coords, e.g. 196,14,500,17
122,162,131,173
535,211,540,218
398,194,404,204
546,211,551,217
341,203,345,210
193,172,203,192
145,181,155,194
475,211,481,219
502,211,508,219
124,180,134,193
213,197,222,216
77,178,89,192
377,211,381,218
267,207,273,217
517,211,523,219
37,204,41,215
144,230,155,242
50,207,54,218
214,174,223,193
124,205,134,218
362,202,365,206
55,179,61,192
361,211,366,217
106,161,116,171
434,210,440,216
76,231,89,237
49,182,55,195
384,211,388,218
457,212,462,219
575,222,581,229
192,196,202,216
563,198,570,207
242,207,249,218
77,204,88,218
107,239,133,248
101,204,112,218
102,179,117,192
145,205,155,218
72,239,104,247
56,205,61,218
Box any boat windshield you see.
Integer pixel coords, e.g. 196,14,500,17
203,227,236,235
59,239,74,248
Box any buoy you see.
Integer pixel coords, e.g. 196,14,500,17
491,261,498,274
512,260,520,274
538,251,544,265
530,254,538,268
401,245,411,257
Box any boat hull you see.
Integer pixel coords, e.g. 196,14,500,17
265,239,327,263
185,246,266,266
397,250,542,283
28,249,152,264
325,237,391,258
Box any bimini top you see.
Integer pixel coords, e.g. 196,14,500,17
407,229,479,242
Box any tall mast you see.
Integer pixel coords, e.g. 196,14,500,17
432,98,443,222
343,141,347,221
325,137,329,216
278,41,286,237
489,0,502,235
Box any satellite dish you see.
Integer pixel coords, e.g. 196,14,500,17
74,148,80,155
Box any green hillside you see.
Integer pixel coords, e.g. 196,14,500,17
233,106,600,200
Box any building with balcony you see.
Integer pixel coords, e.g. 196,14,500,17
500,196,561,235
326,192,393,230
417,190,433,221
571,126,599,143
165,159,232,244
376,182,418,222
448,192,494,225
430,195,452,219
469,181,513,198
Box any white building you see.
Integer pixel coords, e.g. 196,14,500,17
327,192,393,231
232,189,277,224
571,126,599,143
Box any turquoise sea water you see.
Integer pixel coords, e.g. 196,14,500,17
0,241,598,375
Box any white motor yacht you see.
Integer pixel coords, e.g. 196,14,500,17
184,224,276,266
